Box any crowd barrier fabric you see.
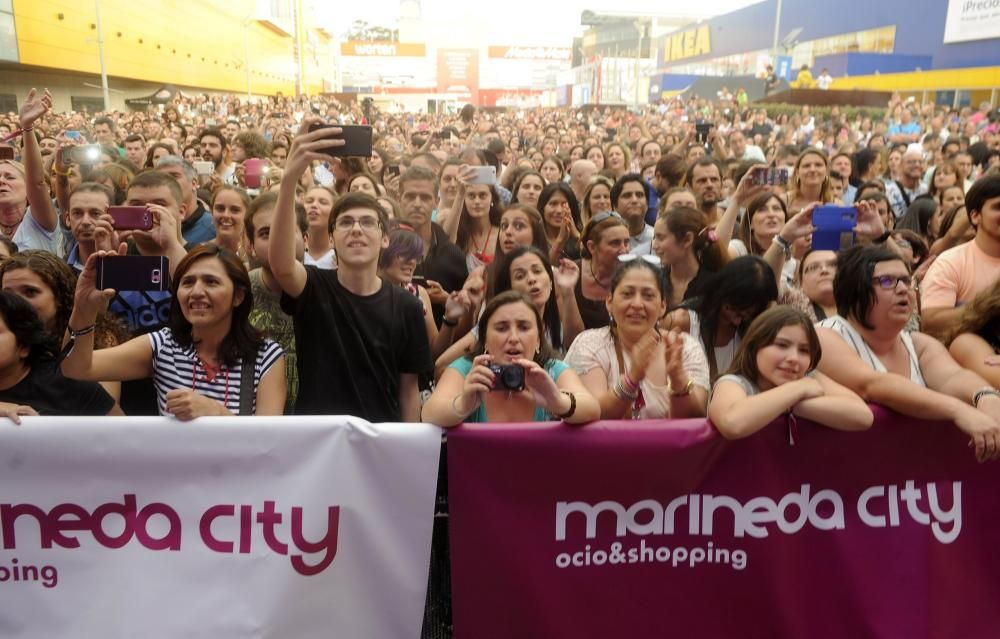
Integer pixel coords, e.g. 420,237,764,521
447,409,1000,639
0,417,442,639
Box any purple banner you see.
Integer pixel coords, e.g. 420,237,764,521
448,409,1000,638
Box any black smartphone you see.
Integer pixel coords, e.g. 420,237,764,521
308,123,373,158
695,122,711,143
0,146,13,160
384,164,401,179
96,256,170,292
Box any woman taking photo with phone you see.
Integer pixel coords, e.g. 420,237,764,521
62,244,286,419
566,257,710,419
423,290,598,426
708,305,873,439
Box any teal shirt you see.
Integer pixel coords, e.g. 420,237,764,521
447,358,570,422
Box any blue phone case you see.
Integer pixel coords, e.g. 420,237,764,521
812,206,857,251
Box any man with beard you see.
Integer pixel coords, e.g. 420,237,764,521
199,127,235,185
613,174,654,255
686,158,724,224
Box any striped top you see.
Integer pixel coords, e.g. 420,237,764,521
817,315,926,387
148,328,284,416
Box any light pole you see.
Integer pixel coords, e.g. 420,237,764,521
94,0,111,111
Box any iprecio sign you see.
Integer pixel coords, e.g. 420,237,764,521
340,41,427,57
488,46,572,61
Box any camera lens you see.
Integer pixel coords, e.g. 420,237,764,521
501,366,524,390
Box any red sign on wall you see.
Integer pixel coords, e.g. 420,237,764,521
436,49,479,103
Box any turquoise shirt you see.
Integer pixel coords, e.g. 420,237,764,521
447,358,570,422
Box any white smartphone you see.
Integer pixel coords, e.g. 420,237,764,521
467,166,497,185
193,161,214,175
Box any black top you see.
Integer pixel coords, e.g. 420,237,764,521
414,223,467,326
665,266,715,310
281,267,432,420
574,262,611,330
0,361,114,416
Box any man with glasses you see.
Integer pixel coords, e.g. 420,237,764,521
816,245,1000,462
270,121,431,421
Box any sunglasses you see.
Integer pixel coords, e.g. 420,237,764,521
589,211,624,226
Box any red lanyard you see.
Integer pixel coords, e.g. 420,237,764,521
471,227,494,263
192,358,230,407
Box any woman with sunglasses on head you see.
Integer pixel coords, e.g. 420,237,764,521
574,210,631,330
566,257,710,419
815,245,1000,462
423,290,599,426
709,305,872,439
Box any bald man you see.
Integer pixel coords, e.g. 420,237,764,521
570,160,597,204
885,148,928,219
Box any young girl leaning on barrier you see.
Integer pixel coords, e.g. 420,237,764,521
708,305,873,440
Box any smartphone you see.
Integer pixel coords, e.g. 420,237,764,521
0,146,13,161
243,158,267,189
750,167,791,187
65,131,83,141
467,166,497,185
108,206,153,231
308,123,374,158
695,122,711,143
96,255,170,292
411,275,427,285
69,144,103,164
812,206,857,251
193,160,214,176
384,164,401,179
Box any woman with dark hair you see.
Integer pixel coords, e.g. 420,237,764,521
443,176,503,272
540,156,565,184
144,143,176,169
928,160,962,202
731,191,791,258
63,245,286,419
815,245,1000,461
423,290,598,426
709,305,872,439
666,256,780,381
652,206,724,307
435,245,582,376
566,258,710,419
538,182,582,264
895,194,938,238
946,278,1000,387
510,170,545,209
0,290,118,420
585,145,606,172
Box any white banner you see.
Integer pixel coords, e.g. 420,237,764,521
0,417,442,638
944,0,1000,43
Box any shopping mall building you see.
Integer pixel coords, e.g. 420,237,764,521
647,0,1000,107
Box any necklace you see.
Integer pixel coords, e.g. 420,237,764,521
471,226,494,263
191,356,230,407
588,259,610,289
0,221,18,237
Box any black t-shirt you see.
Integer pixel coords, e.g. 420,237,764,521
281,267,432,420
414,223,467,325
0,361,114,416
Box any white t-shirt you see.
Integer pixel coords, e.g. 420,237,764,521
304,249,336,270
12,207,61,256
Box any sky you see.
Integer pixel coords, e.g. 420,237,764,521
327,0,764,44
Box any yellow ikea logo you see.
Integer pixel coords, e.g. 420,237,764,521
664,25,711,63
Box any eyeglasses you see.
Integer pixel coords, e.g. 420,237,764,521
589,211,624,226
335,215,380,232
872,274,912,290
618,254,661,266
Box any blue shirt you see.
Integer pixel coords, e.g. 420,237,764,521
447,357,570,422
645,178,660,226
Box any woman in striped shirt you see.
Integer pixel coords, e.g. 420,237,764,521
62,244,285,418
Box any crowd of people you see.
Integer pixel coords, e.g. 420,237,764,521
0,87,996,444
1,83,999,635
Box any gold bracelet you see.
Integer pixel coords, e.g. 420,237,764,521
669,378,694,397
